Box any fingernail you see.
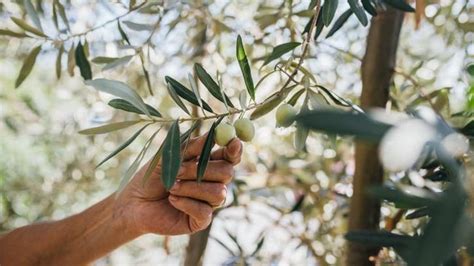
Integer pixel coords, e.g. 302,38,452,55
169,195,179,202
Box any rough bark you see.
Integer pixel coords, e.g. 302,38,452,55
346,8,404,266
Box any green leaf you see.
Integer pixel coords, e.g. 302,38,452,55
23,0,43,31
79,120,141,135
52,1,59,30
117,21,130,45
97,123,151,168
161,120,181,190
345,230,414,247
122,21,154,31
382,0,415,12
54,0,70,30
288,89,306,106
92,56,119,64
75,42,92,80
326,9,353,38
362,0,377,16
55,44,64,79
467,64,474,77
15,45,42,88
296,110,391,141
85,79,151,117
117,128,161,195
188,73,204,111
167,82,190,115
11,17,47,38
102,55,133,71
67,44,75,77
367,186,438,209
239,91,248,109
194,63,235,108
405,207,431,220
348,0,368,26
262,42,301,66
197,117,224,182
322,0,338,26
236,35,256,100
0,29,28,38
165,76,213,113
108,99,162,117
250,85,298,120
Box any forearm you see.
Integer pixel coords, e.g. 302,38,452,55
0,195,139,265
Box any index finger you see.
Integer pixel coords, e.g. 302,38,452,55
210,138,242,165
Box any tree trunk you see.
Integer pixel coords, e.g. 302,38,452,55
183,222,212,266
346,8,404,266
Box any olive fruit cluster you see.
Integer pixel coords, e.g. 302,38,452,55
215,118,255,146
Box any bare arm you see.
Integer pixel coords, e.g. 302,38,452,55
0,195,137,265
0,136,242,266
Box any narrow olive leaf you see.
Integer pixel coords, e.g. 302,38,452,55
250,94,285,120
54,0,70,30
197,117,224,181
117,128,161,195
117,21,130,45
85,79,151,117
15,45,41,88
108,99,162,117
161,120,181,190
194,63,235,108
75,42,92,80
97,123,151,168
239,91,248,109
52,2,59,29
67,44,75,76
345,230,414,248
165,76,213,113
288,89,306,106
314,5,325,40
348,0,368,26
23,0,43,31
322,0,338,26
188,73,203,110
167,83,190,115
102,55,133,71
11,17,47,38
367,186,438,209
250,85,298,120
55,44,64,79
236,35,255,100
122,21,154,31
0,29,28,38
362,0,377,16
383,0,415,12
262,42,301,67
92,56,118,64
295,96,310,151
251,237,265,257
79,120,141,135
83,40,90,57
405,207,431,220
296,110,392,141
326,9,353,38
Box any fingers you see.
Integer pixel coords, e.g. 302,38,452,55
210,138,242,165
179,160,234,184
170,181,227,207
168,195,212,232
182,134,209,161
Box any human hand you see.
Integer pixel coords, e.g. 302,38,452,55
114,134,242,236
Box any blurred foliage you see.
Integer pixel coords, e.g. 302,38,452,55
0,0,473,265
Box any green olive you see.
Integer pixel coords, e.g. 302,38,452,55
214,122,236,146
276,103,297,127
234,118,255,142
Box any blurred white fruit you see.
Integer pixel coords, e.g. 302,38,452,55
379,119,437,172
441,133,469,158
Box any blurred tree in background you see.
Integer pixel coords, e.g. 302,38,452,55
0,0,473,265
